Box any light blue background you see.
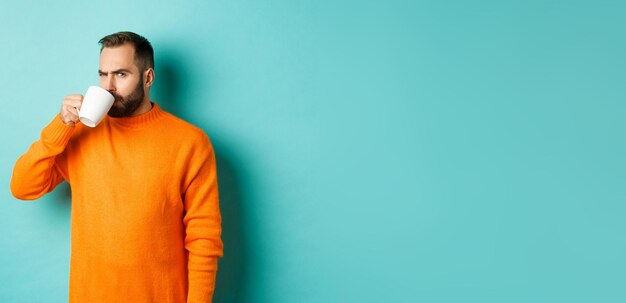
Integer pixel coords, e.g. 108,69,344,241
1,1,625,302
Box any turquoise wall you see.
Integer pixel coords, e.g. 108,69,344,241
1,1,626,302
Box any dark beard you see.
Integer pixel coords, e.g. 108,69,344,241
107,75,145,117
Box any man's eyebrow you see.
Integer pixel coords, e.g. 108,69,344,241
98,69,132,74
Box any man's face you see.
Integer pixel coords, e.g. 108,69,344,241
99,43,146,117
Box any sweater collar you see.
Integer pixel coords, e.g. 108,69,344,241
105,102,166,129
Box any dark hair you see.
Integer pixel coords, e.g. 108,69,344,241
99,31,154,71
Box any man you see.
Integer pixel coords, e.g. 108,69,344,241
10,31,223,303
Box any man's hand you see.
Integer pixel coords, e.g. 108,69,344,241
60,95,84,127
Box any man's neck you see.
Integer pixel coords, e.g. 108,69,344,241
129,98,153,117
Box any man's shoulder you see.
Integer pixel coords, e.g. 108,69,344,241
157,109,212,144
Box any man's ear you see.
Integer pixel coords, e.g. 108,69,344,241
144,68,155,88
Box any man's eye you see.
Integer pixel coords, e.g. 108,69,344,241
116,73,126,77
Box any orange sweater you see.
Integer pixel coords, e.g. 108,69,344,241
10,103,223,303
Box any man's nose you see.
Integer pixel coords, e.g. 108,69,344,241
101,75,116,93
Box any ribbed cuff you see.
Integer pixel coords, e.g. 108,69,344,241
41,114,76,148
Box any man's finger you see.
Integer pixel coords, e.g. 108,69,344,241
66,106,79,116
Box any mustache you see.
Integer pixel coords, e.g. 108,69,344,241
112,93,124,103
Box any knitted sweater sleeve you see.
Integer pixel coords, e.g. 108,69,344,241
183,132,224,303
11,114,74,200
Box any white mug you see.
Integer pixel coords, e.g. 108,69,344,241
77,86,115,127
